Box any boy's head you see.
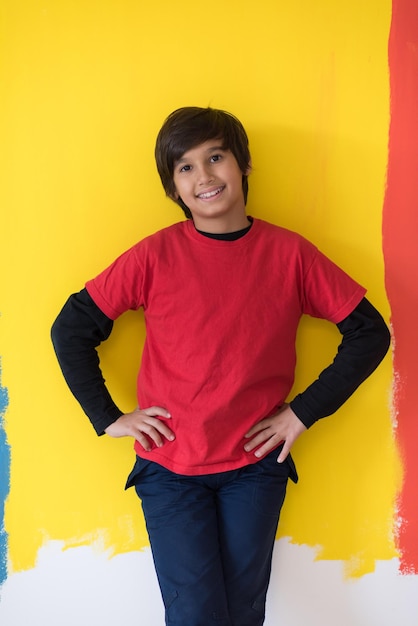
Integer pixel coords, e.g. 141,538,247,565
155,107,251,219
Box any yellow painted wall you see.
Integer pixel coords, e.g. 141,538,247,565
1,0,399,578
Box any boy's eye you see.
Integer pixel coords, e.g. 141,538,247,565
179,164,191,173
210,154,222,163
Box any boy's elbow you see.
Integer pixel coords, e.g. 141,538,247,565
371,317,391,369
50,311,70,357
51,316,62,356
381,322,391,359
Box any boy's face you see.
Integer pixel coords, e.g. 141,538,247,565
172,140,250,231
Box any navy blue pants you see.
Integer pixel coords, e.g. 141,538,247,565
126,448,297,626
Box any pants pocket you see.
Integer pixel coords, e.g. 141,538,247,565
124,455,152,490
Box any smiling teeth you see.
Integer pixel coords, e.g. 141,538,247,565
198,187,223,199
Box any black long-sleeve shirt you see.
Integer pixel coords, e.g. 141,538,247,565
51,220,390,433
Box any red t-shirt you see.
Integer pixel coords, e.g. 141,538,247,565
86,219,365,475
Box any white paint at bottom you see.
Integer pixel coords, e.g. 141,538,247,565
0,538,417,625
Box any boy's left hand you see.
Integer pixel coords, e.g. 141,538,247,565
244,404,307,463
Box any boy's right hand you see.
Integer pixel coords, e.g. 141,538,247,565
104,407,175,451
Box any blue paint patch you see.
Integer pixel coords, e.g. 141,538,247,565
0,359,10,587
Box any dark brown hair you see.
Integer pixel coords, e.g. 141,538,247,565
155,107,251,219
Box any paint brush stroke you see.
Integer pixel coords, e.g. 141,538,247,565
0,359,10,586
383,0,418,574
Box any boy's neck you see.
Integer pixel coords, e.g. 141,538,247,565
191,214,251,235
196,218,253,241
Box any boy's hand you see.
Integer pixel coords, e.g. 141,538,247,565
244,404,306,463
105,407,175,451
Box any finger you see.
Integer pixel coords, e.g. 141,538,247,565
244,430,270,452
252,437,281,458
245,419,270,438
277,440,290,463
245,433,284,457
144,416,175,441
142,406,172,418
137,418,175,447
133,431,153,452
134,425,166,450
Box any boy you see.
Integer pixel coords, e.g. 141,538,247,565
51,107,390,626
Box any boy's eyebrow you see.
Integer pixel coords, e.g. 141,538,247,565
175,145,226,165
206,144,226,152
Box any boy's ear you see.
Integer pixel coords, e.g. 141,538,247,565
245,161,252,176
170,185,179,200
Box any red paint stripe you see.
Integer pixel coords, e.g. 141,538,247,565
383,0,418,574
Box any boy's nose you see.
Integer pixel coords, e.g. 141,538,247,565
196,164,214,184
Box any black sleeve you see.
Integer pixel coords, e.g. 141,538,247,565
289,297,391,428
51,288,124,435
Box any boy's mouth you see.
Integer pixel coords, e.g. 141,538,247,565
197,186,225,200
